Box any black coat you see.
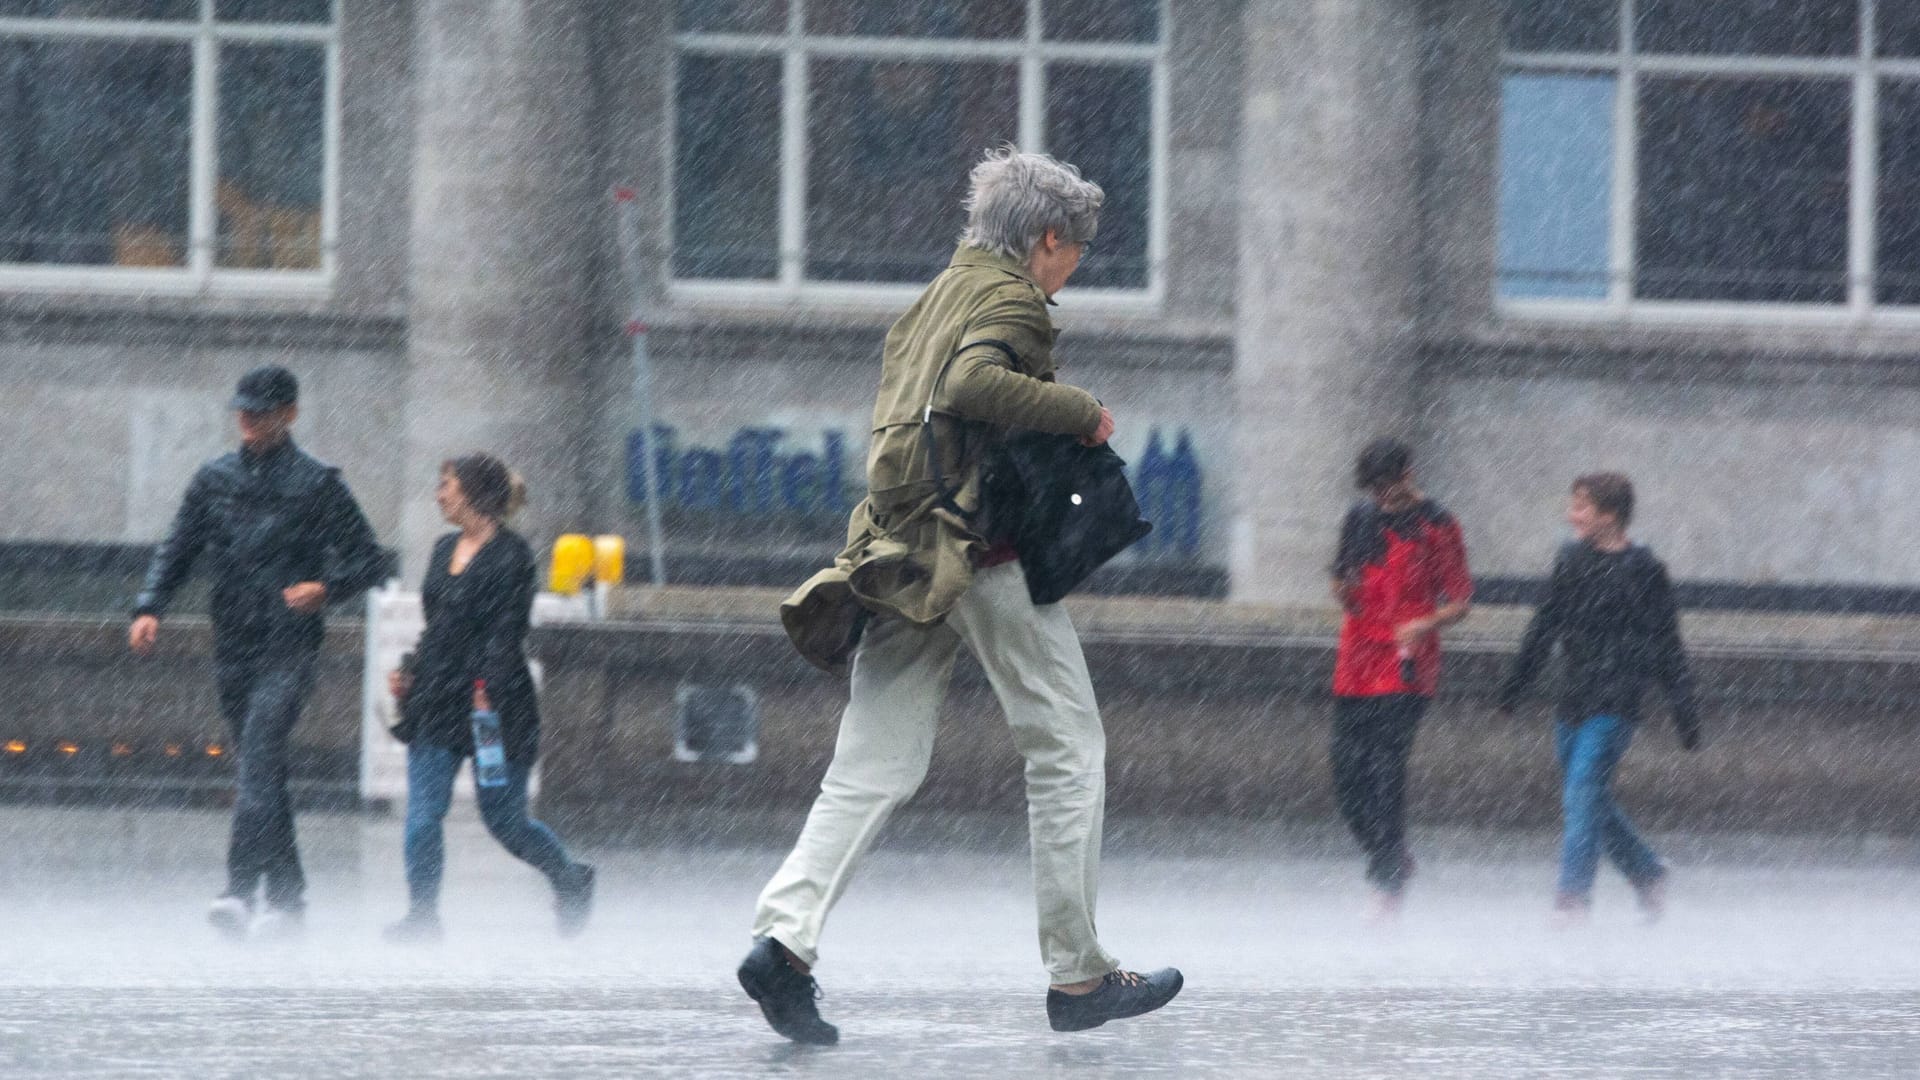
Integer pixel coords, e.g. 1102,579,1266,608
134,440,386,650
1498,541,1701,745
394,529,541,763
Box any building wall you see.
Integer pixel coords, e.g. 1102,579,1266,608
1413,0,1920,589
0,0,416,553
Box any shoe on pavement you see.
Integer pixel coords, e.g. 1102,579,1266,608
1046,968,1185,1033
1363,887,1404,926
554,863,596,939
1549,893,1591,931
249,906,304,941
208,895,251,941
382,910,444,945
737,936,838,1046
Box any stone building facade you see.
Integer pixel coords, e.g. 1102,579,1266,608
4,0,1916,612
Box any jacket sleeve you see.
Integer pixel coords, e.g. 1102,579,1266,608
317,470,388,605
1498,546,1570,711
133,469,212,619
476,540,536,694
942,284,1102,436
945,346,1102,436
1644,559,1701,747
1435,518,1474,605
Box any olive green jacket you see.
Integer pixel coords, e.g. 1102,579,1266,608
782,245,1103,672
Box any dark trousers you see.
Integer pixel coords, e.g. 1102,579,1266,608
214,639,317,912
1331,694,1426,893
402,743,575,912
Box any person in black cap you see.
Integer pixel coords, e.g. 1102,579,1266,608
130,365,387,940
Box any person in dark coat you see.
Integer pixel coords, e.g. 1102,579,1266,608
130,366,387,940
1498,472,1702,926
383,453,594,943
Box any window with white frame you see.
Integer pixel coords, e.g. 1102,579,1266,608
1498,0,1920,311
671,0,1163,294
0,0,335,289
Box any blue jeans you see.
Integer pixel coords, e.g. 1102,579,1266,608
1555,715,1664,899
403,744,576,912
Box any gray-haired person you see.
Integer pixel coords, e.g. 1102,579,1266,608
738,147,1183,1044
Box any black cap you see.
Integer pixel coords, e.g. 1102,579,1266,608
230,366,298,412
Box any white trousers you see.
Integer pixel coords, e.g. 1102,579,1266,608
751,561,1120,983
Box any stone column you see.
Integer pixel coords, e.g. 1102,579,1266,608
401,0,598,577
1230,0,1427,605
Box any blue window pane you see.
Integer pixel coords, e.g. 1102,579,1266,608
1498,73,1614,300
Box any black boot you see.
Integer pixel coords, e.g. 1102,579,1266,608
554,863,595,938
1046,968,1185,1032
737,936,838,1046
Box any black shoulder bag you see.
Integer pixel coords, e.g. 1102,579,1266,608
922,340,1154,605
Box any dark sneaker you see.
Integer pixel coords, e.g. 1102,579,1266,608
737,936,838,1046
554,863,596,938
1046,968,1185,1032
208,895,251,941
382,910,443,945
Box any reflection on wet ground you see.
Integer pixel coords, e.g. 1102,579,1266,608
1,807,1916,1077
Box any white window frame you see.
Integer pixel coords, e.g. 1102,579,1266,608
668,0,1169,313
1497,0,1920,329
0,0,340,298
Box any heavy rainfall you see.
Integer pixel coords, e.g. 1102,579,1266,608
2,0,1918,1077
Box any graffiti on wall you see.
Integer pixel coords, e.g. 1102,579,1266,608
627,424,1205,558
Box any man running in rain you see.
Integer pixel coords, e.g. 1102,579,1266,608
130,366,386,939
742,146,1183,1044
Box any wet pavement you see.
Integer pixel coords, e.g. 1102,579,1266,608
1,805,1917,1077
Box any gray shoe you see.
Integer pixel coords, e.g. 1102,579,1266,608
249,907,305,942
208,896,251,941
1046,968,1184,1032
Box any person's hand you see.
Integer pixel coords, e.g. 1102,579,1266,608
1079,407,1115,447
283,581,328,613
1392,617,1432,652
128,615,160,656
388,670,413,700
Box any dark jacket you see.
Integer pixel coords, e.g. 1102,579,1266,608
394,530,540,764
134,440,386,649
1498,541,1701,745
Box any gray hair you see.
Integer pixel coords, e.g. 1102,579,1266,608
961,145,1103,262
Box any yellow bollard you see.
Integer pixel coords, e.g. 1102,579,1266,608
593,535,626,586
548,533,594,595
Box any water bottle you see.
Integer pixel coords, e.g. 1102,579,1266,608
1398,648,1418,689
470,680,509,788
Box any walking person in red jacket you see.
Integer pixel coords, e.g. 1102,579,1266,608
1329,438,1474,921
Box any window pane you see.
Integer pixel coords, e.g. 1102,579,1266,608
0,39,191,266
1637,0,1856,56
217,44,326,270
1877,81,1920,304
807,60,1018,282
1043,0,1158,43
673,54,781,279
1497,73,1614,300
674,0,784,34
1881,3,1920,57
216,0,332,22
1501,0,1616,53
1636,77,1849,303
0,1,193,17
806,0,1023,39
1046,63,1150,289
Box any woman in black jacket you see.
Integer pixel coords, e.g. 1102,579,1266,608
384,453,593,942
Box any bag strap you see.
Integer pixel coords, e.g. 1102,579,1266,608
920,338,1019,518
